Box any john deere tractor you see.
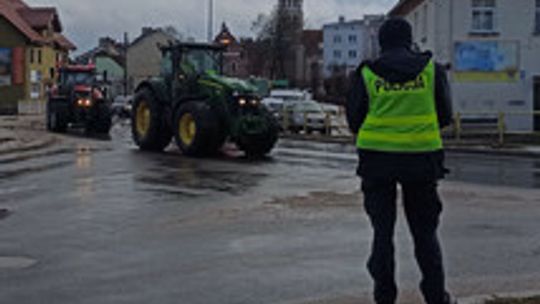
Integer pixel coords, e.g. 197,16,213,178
131,43,279,157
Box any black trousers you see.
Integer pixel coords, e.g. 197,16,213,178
362,178,449,304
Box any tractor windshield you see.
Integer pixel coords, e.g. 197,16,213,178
180,49,222,76
64,72,94,86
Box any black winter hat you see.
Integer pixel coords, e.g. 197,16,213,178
378,17,413,51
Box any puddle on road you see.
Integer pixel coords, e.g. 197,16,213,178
0,256,37,270
265,191,362,209
137,165,269,196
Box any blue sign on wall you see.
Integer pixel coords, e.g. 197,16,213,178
455,41,518,72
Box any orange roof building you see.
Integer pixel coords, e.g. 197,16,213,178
0,0,75,113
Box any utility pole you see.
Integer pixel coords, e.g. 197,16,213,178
123,32,129,96
207,0,214,42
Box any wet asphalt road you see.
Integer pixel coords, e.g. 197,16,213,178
1,124,540,304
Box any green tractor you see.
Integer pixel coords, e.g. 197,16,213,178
131,43,279,157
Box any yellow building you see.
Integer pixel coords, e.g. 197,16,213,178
0,0,75,114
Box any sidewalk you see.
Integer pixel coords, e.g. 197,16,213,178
0,115,56,155
293,290,540,304
460,291,540,304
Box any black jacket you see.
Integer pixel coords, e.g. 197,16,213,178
346,47,453,180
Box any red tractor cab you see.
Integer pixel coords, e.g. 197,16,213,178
47,64,112,134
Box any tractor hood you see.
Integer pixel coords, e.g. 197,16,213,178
202,73,257,95
74,85,92,93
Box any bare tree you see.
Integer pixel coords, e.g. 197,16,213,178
251,5,303,80
324,64,350,105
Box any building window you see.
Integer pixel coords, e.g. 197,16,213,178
471,0,496,33
30,49,34,64
333,35,342,43
349,50,357,58
333,50,342,59
37,49,42,64
348,35,357,43
536,0,540,33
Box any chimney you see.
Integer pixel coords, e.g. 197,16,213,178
339,16,346,23
142,27,153,36
99,37,113,48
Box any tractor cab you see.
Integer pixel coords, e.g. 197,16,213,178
56,65,97,95
160,43,225,98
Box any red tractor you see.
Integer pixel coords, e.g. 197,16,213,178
47,64,112,134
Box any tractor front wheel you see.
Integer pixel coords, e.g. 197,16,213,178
46,100,67,133
237,111,279,158
174,101,223,157
131,88,172,151
86,103,112,134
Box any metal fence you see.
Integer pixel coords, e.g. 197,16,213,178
278,108,540,146
448,111,540,146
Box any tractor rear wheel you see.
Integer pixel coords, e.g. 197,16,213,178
132,88,172,152
174,101,223,157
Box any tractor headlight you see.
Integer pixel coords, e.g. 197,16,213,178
238,97,259,107
77,99,92,107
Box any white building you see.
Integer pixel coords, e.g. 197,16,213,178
390,0,540,131
323,15,384,79
323,17,365,78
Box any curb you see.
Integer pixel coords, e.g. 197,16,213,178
0,136,56,156
445,147,540,158
459,290,540,304
279,135,540,158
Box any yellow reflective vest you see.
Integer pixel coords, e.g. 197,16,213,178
356,60,443,153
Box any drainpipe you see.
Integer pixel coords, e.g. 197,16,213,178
448,0,454,67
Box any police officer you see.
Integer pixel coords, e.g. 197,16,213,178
346,18,453,304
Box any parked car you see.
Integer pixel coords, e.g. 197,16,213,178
261,97,285,125
285,101,330,135
112,95,133,118
269,89,310,103
320,103,340,116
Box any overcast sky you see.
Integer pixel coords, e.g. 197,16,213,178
26,0,396,54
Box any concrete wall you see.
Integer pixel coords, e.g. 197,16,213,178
401,0,540,131
126,32,175,92
0,17,26,114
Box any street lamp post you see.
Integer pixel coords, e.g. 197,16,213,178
208,0,214,42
